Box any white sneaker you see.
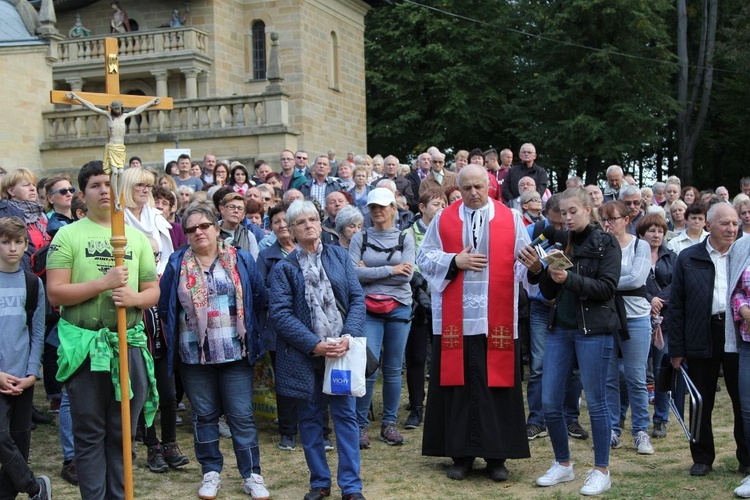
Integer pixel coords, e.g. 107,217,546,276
580,469,611,496
198,472,221,500
536,461,575,486
735,475,750,498
243,473,270,499
635,430,654,455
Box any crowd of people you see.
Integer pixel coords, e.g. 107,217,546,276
1,144,750,499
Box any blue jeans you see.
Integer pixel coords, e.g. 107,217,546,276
356,304,411,427
59,389,74,462
298,368,362,495
180,360,261,478
527,301,582,427
607,316,651,437
542,328,612,468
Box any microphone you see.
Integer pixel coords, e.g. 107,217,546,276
529,225,557,248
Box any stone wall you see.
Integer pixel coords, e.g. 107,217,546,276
0,45,53,173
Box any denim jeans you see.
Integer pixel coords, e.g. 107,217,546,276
542,328,613,468
180,360,261,478
527,301,582,428
356,304,411,427
59,389,74,462
607,315,651,437
298,367,362,495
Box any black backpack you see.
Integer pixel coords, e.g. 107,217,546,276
23,270,39,336
359,230,407,262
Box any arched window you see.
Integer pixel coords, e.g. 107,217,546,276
251,21,267,80
329,31,340,90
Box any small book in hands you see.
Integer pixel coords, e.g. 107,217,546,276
534,245,573,271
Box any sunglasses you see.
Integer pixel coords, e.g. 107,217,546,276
184,222,214,234
50,187,77,196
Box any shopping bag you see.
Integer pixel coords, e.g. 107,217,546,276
323,337,367,397
252,353,278,419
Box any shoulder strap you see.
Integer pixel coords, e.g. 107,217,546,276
360,229,406,261
23,270,38,336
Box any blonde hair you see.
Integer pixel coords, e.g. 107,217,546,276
1,168,37,200
122,167,156,208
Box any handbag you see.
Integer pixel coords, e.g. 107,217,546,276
323,337,367,397
365,294,399,315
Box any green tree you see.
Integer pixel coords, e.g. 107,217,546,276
505,0,676,188
364,0,518,159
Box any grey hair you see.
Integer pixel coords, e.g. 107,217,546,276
375,178,397,193
707,201,737,224
606,165,623,176
335,205,364,235
619,184,640,199
285,199,320,227
177,185,195,195
181,201,219,233
646,205,666,218
652,181,666,192
457,164,489,185
520,191,542,204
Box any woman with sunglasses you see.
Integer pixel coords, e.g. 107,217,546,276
598,200,653,455
45,174,78,237
122,168,174,275
159,202,271,500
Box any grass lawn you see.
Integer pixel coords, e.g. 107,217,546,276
27,369,743,499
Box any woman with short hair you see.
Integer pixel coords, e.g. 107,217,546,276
335,205,364,249
1,168,50,259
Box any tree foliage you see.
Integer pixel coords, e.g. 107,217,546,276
364,0,518,159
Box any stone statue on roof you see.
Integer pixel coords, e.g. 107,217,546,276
69,13,91,38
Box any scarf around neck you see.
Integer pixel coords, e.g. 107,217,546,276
297,244,343,342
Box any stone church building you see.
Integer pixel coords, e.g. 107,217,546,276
0,0,379,174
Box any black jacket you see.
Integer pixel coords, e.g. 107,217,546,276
645,245,676,307
530,226,621,334
666,239,717,359
501,163,549,202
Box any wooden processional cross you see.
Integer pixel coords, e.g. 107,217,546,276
49,38,173,500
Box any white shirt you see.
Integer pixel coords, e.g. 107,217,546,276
706,238,729,315
667,229,708,255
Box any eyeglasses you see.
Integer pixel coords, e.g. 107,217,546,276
623,199,641,206
135,183,154,191
293,216,319,227
185,222,214,234
526,197,542,202
296,156,308,160
281,157,294,162
222,204,244,212
50,187,77,196
600,216,624,225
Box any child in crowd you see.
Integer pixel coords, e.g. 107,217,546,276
0,217,51,499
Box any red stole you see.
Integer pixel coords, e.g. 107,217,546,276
438,200,516,387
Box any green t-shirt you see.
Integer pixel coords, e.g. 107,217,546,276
47,218,157,330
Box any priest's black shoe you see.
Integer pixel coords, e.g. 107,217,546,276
486,460,509,482
690,463,712,476
304,486,330,500
446,458,474,480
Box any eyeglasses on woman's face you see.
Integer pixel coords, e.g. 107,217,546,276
185,222,214,234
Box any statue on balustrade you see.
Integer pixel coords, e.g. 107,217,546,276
110,1,130,33
161,4,190,28
69,14,91,38
65,93,160,211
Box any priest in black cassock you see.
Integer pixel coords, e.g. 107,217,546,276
417,164,531,482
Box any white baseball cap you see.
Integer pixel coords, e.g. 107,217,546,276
367,187,396,207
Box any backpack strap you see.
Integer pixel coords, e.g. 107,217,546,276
360,229,407,261
23,270,38,337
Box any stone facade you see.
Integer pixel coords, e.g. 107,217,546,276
39,0,371,173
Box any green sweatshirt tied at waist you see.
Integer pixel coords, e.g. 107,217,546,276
56,317,159,426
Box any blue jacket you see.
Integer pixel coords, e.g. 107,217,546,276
256,241,287,351
666,238,717,359
269,244,365,400
158,245,268,376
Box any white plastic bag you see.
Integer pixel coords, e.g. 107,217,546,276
323,336,367,397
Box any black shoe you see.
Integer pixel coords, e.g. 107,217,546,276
486,460,509,482
446,458,474,480
146,445,169,473
404,406,423,430
739,464,750,475
690,463,712,476
61,459,78,486
304,486,331,500
567,421,590,440
31,407,52,425
162,442,189,468
30,476,51,500
341,494,365,500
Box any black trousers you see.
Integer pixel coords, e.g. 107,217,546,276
0,388,35,499
405,320,430,408
144,356,177,446
687,317,749,467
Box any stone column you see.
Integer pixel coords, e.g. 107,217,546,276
197,71,210,98
182,68,200,99
65,77,85,93
151,70,169,97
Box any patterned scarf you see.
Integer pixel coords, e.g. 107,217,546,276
297,244,343,342
179,240,246,363
8,199,50,247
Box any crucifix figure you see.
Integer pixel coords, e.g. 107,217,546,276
64,93,160,211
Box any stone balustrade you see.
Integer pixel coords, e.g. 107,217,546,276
42,94,288,148
57,27,209,63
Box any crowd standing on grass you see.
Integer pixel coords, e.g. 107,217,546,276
3,145,750,499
